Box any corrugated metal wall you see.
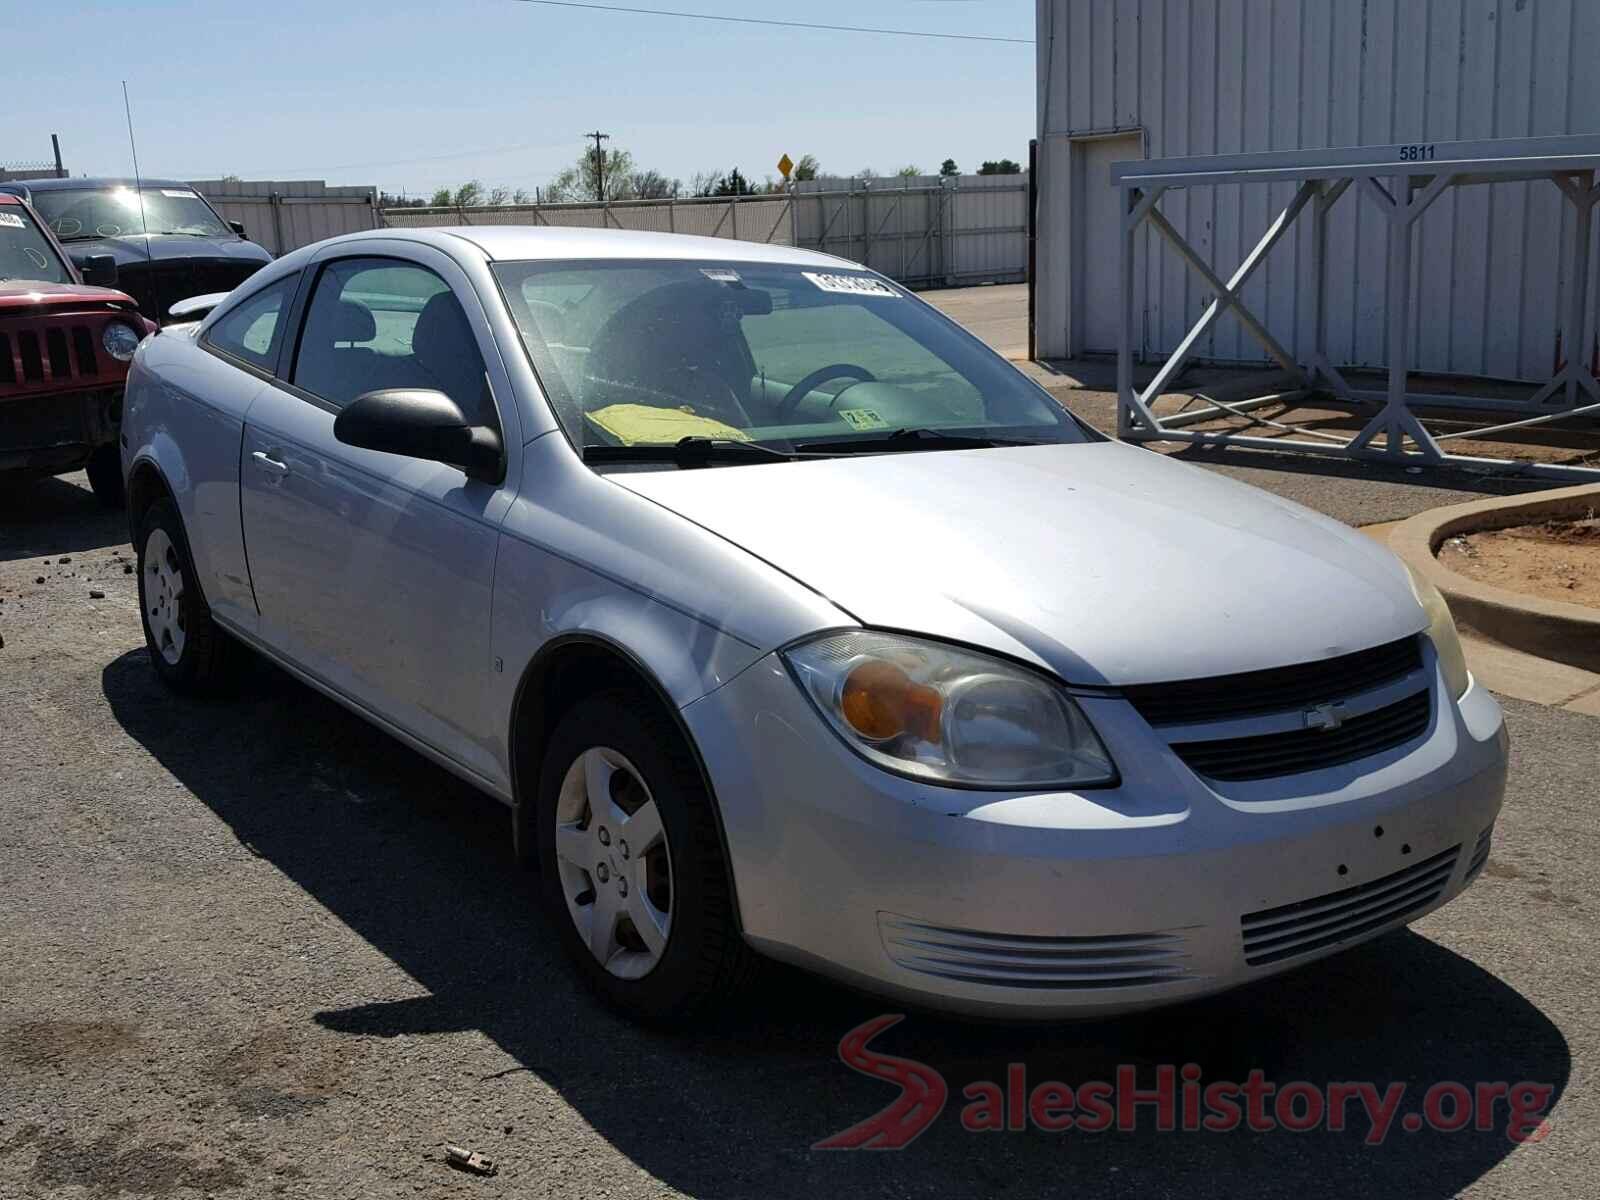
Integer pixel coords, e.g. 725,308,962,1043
791,174,1028,286
1035,0,1600,379
189,179,380,256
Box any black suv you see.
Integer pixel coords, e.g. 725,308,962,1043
0,178,272,323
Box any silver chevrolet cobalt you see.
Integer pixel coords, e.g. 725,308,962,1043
122,228,1507,1023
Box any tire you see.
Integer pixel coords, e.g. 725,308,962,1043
85,444,125,508
537,691,756,1025
136,498,233,693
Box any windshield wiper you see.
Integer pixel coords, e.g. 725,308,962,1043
582,436,809,468
796,427,1039,453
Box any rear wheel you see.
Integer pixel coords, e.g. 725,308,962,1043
537,692,756,1024
85,444,125,508
137,498,233,692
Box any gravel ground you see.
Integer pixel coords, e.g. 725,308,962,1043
1,468,1596,1200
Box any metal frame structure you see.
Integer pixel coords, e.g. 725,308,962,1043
1113,135,1600,480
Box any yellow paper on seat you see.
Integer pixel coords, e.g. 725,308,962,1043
583,404,750,446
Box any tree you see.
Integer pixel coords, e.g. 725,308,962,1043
939,158,959,177
712,168,754,196
426,181,487,206
792,154,821,181
688,170,721,198
856,166,880,180
379,191,428,208
546,146,638,202
978,159,1022,175
895,165,921,178
628,169,678,200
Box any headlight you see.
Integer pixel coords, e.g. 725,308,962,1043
1403,562,1471,699
101,321,141,362
783,631,1116,788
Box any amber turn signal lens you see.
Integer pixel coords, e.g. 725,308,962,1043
840,659,943,742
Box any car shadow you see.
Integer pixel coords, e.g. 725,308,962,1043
101,648,1569,1199
0,473,128,562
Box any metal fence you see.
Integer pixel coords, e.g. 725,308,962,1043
791,174,1027,287
382,193,794,245
376,174,1028,288
188,179,381,256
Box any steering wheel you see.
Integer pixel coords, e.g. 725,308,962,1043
776,364,877,417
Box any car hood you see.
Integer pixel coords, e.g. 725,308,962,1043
61,234,272,269
0,279,137,309
610,441,1427,686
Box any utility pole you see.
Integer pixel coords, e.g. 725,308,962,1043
585,130,611,201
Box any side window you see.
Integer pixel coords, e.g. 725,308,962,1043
204,276,297,371
291,257,492,423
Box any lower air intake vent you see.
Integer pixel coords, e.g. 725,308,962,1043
1466,825,1494,880
879,915,1191,989
1241,846,1460,967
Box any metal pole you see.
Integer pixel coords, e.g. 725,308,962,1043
1118,186,1137,435
730,194,738,240
51,134,65,178
1312,184,1329,379
1382,177,1413,457
1562,171,1595,409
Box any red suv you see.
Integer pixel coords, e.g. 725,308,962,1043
1,193,155,506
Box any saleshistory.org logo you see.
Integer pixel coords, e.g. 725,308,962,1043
814,1016,1555,1150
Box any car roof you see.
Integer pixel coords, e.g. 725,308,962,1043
323,225,858,270
0,193,19,206
15,177,194,192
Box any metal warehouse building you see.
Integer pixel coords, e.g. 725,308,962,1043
1033,0,1600,380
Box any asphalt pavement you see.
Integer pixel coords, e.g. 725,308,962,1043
1,439,1595,1195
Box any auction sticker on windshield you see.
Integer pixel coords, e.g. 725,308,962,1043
0,214,24,229
803,272,900,298
838,408,890,431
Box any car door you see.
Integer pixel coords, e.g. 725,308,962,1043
239,245,521,790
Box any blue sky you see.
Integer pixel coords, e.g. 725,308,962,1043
7,1,1034,198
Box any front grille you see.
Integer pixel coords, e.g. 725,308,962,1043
1124,637,1423,727
122,259,262,323
1,320,102,388
1172,689,1431,782
880,915,1192,990
1241,845,1460,966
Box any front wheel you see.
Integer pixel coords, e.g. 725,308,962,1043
537,692,756,1024
136,498,233,692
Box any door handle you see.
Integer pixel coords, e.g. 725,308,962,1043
251,450,290,476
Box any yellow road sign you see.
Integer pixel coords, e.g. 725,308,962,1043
777,153,794,180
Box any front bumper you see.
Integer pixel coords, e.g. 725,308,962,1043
682,651,1508,1018
0,386,122,476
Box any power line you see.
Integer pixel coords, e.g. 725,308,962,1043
509,0,1032,44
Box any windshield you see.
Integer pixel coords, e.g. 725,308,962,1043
0,206,71,284
491,259,1085,456
29,186,230,241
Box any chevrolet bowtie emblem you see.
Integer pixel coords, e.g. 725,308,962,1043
1304,702,1347,732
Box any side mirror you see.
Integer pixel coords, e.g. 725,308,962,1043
228,220,247,237
79,254,118,287
334,388,504,484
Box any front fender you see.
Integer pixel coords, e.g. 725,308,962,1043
121,337,261,629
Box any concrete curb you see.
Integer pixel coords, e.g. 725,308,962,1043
1389,483,1600,673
